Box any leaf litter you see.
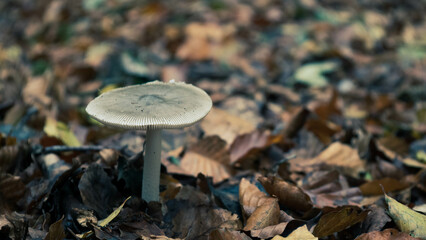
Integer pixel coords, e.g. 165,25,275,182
0,0,426,239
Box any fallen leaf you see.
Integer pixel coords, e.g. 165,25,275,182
78,164,120,218
230,130,282,164
0,174,26,204
360,205,392,233
170,204,241,239
180,136,232,183
272,225,317,240
98,196,131,227
281,107,310,138
208,228,252,240
313,206,369,238
44,216,65,240
250,221,296,239
76,196,132,239
0,145,19,172
201,108,255,145
259,176,313,212
290,142,365,178
239,178,270,219
385,194,426,238
293,61,338,87
305,118,341,144
244,198,280,231
44,117,81,147
22,76,51,110
360,178,410,196
355,228,421,240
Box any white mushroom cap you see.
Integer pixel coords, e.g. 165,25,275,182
86,81,212,130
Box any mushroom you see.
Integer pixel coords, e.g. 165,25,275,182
86,81,212,202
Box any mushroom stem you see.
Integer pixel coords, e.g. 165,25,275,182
142,128,162,202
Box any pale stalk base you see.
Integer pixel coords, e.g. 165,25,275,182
142,129,162,202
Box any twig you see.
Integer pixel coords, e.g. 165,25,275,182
33,145,124,155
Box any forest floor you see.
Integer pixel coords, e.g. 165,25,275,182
0,0,426,239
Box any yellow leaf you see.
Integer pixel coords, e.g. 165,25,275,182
76,196,131,238
272,225,318,240
99,84,118,94
385,194,426,238
98,196,131,227
44,117,81,147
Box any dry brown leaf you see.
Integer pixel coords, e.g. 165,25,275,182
355,228,421,240
290,142,365,178
305,118,341,145
176,23,236,61
239,178,270,219
244,198,280,231
99,149,119,167
259,176,313,212
230,130,282,164
208,228,252,240
250,222,291,239
0,145,19,172
180,136,232,183
310,88,340,120
0,174,26,203
172,206,241,240
22,76,51,110
313,206,369,238
44,216,65,240
359,178,410,196
281,107,310,138
201,108,255,145
378,136,409,157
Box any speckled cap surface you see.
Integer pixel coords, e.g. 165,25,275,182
86,81,212,130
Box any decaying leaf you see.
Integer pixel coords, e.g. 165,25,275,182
360,178,410,196
201,108,255,145
355,228,421,240
44,216,65,240
385,194,426,238
290,142,365,178
239,178,270,219
208,228,252,240
0,145,19,171
0,174,26,203
44,117,81,147
172,205,241,239
244,198,280,231
313,206,369,238
272,225,317,240
250,222,292,239
98,196,131,227
259,176,313,212
293,61,338,87
78,164,120,218
230,130,282,164
180,136,232,183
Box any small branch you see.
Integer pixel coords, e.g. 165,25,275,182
33,145,123,155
